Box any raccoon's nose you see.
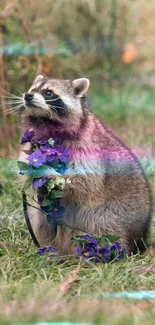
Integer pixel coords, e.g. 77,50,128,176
24,93,34,101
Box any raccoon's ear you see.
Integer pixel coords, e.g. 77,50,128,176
72,78,90,97
33,75,44,84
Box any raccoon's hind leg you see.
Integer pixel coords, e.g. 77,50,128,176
28,205,55,246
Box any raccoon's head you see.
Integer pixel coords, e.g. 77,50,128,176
21,75,90,134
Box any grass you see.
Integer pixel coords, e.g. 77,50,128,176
90,84,155,124
0,84,155,325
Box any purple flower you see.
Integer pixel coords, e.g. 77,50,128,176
20,130,35,144
27,150,46,167
78,235,98,246
98,246,110,263
110,242,121,252
40,144,58,162
56,145,69,163
74,235,98,259
40,144,57,154
117,249,125,260
33,176,47,189
109,242,125,261
74,243,97,259
48,200,65,220
74,236,125,263
37,246,56,257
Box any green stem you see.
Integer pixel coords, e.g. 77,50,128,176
61,221,101,239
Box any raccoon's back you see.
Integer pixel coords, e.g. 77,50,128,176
64,115,152,229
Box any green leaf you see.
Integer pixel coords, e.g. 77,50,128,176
98,234,120,247
47,179,55,190
18,161,34,176
41,198,51,207
32,165,56,178
50,190,64,199
104,234,120,243
18,161,29,170
48,179,55,186
98,237,108,247
23,177,33,191
71,236,91,245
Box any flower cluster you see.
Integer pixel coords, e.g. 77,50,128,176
36,235,125,264
74,235,125,263
20,130,69,169
19,130,70,224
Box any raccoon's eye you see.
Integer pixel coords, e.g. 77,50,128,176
44,90,52,97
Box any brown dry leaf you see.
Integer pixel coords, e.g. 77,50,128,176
59,269,79,294
122,43,138,64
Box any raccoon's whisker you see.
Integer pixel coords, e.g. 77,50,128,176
0,91,13,98
0,95,23,102
0,88,16,96
5,104,23,113
5,108,20,115
0,88,22,100
5,108,21,114
48,105,59,116
48,106,62,123
46,107,53,119
52,105,66,111
0,94,23,100
46,106,57,120
47,111,52,119
5,101,23,105
16,88,23,96
5,109,20,115
32,100,44,104
45,97,60,103
5,108,21,115
6,103,22,109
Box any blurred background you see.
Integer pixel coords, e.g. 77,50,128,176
0,0,155,159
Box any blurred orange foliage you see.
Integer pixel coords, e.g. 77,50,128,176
122,43,138,64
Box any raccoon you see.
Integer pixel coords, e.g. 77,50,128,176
19,75,152,254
